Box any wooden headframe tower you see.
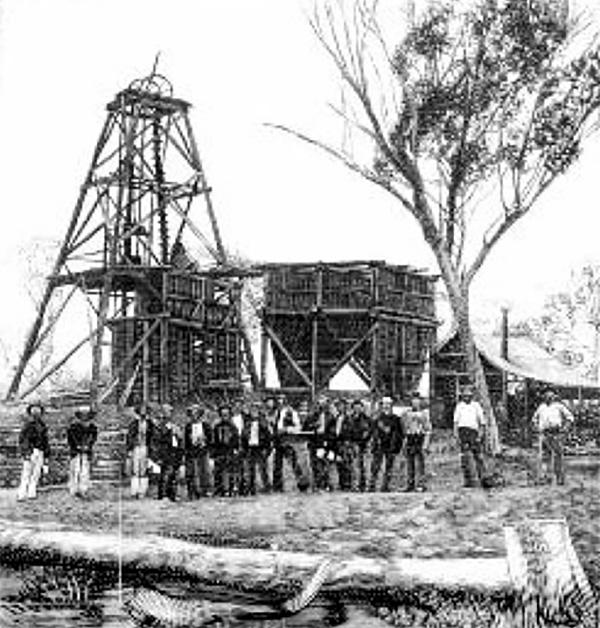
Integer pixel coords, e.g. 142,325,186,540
260,261,437,399
7,70,257,405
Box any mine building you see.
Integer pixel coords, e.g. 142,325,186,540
259,260,438,399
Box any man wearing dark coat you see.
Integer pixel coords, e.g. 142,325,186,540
345,399,373,492
304,396,332,491
66,407,98,498
184,404,213,499
17,402,50,501
326,399,353,491
156,404,184,501
240,402,272,495
368,397,404,492
211,405,240,497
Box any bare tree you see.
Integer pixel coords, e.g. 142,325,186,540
17,238,68,391
270,0,600,452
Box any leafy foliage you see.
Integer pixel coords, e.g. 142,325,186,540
378,0,600,260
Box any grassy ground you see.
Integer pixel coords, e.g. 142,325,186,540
1,448,599,592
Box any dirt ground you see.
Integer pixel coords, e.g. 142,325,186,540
1,450,599,593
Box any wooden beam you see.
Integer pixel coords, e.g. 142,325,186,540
321,324,377,389
6,112,115,400
30,284,79,356
260,326,268,390
370,318,379,395
18,328,100,400
263,324,313,388
169,195,220,262
182,111,226,263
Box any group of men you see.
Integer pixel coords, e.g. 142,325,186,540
123,392,433,500
15,384,575,501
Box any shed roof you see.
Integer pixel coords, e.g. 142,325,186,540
437,328,598,389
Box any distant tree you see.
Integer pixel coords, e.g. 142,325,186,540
522,263,600,381
272,0,600,452
17,238,69,392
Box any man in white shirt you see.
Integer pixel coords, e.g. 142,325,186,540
272,395,305,492
532,388,574,485
453,386,486,488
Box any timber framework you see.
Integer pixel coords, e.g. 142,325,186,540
6,69,258,405
259,261,437,398
6,70,437,406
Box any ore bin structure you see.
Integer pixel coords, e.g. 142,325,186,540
259,261,437,399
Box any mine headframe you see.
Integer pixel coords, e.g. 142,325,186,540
7,71,258,405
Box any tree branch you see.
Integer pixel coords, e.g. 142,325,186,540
264,122,415,214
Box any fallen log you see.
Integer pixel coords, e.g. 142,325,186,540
0,518,511,596
0,517,597,626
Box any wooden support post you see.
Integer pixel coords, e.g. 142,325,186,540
311,316,319,399
143,320,150,405
160,319,169,404
90,274,112,405
310,266,323,400
370,318,379,396
260,325,268,391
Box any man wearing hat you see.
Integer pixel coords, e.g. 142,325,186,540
17,402,50,501
369,396,404,492
184,404,213,499
532,387,574,485
66,406,98,498
402,392,432,492
453,385,486,488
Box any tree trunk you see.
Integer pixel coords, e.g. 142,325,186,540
431,240,500,454
451,284,500,454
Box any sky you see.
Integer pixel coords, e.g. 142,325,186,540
1,0,600,389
